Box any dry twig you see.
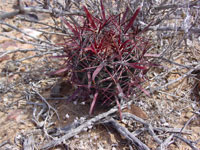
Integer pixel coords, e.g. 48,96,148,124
41,99,135,149
103,118,150,150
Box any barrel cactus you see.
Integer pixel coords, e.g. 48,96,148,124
53,1,152,118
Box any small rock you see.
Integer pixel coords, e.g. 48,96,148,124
65,114,69,119
110,133,117,144
3,97,8,103
2,25,13,32
121,119,128,124
83,128,88,132
52,53,58,56
122,104,148,119
73,101,77,105
88,125,93,129
186,39,193,47
97,143,104,150
163,122,169,127
112,147,117,150
22,28,42,39
19,67,26,72
185,111,193,119
54,148,62,150
81,101,85,105
79,117,86,122
160,117,166,124
94,135,98,140
74,135,79,138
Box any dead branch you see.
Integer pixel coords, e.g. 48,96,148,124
0,10,20,20
0,48,41,58
153,0,200,11
27,101,48,128
122,112,163,144
103,118,150,150
159,57,193,69
148,26,200,34
192,110,200,116
156,134,174,150
0,6,84,20
0,21,54,46
179,114,196,134
40,99,134,149
22,7,84,16
32,87,60,120
0,33,52,48
0,141,9,148
174,135,199,150
17,17,62,30
153,63,200,92
23,135,35,150
153,127,192,135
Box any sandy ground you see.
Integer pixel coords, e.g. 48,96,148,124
0,0,199,150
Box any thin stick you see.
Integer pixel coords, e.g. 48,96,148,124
32,88,60,120
41,99,135,149
174,135,199,150
103,118,150,150
122,112,163,144
153,63,200,92
156,134,174,150
0,7,84,20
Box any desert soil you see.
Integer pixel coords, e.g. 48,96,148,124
0,0,199,150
